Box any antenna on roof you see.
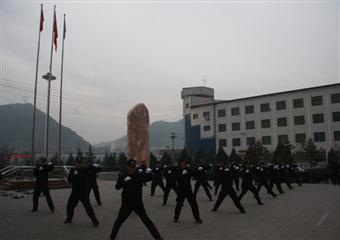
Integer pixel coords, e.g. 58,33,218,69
203,78,207,87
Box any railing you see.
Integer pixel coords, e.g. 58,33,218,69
0,165,72,183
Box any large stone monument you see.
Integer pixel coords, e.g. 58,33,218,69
127,103,150,166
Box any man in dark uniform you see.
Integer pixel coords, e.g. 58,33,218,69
288,164,302,186
162,164,178,206
212,162,245,213
88,162,102,205
32,157,55,213
150,161,165,196
110,159,163,240
268,164,284,194
255,164,276,198
174,158,203,224
280,164,293,190
232,164,241,191
193,164,213,201
238,165,263,205
64,158,99,226
213,163,224,196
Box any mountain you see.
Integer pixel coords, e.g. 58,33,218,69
0,103,90,154
94,119,185,153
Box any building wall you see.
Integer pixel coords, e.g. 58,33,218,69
182,84,340,155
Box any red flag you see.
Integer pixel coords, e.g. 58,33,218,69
53,10,58,51
39,6,44,32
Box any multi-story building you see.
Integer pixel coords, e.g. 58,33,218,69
181,83,340,155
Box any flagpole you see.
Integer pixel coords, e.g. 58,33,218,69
58,14,66,166
31,4,43,165
44,5,56,159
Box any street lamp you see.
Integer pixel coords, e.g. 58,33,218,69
42,72,56,158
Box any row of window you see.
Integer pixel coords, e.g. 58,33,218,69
218,131,340,147
210,112,340,132
214,93,340,117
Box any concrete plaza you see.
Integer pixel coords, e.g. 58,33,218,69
0,181,339,240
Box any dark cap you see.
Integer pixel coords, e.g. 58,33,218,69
40,157,47,163
127,159,137,167
179,158,189,163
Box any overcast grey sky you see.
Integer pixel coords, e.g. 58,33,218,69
1,0,339,144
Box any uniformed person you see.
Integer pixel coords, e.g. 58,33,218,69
64,158,99,226
193,164,213,201
88,161,102,205
174,158,203,224
255,164,276,198
238,165,263,205
232,164,241,191
288,164,302,186
32,157,55,213
212,162,246,213
150,161,165,196
162,164,178,206
213,163,224,196
268,164,284,194
110,159,163,240
280,164,293,190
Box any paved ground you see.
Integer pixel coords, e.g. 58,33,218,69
0,181,339,240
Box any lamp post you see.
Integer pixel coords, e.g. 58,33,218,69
42,72,56,158
170,132,177,165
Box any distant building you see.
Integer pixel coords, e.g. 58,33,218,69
181,83,340,155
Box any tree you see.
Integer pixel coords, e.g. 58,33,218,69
177,148,191,162
103,152,117,169
50,152,59,165
76,148,83,159
160,152,172,165
214,147,229,164
118,152,127,167
230,148,241,164
303,138,323,168
327,148,337,169
86,144,96,162
65,153,74,166
193,147,205,166
150,152,158,168
245,141,269,164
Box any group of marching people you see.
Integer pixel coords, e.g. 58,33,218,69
31,155,304,240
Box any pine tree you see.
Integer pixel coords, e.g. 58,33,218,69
160,152,172,165
150,152,158,168
193,147,205,166
230,148,241,164
118,152,127,167
65,153,74,166
86,144,96,162
303,138,323,168
214,147,229,164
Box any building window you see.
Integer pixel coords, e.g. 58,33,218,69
193,113,199,120
312,113,324,124
333,112,340,122
293,98,304,108
260,103,271,112
218,124,226,132
314,132,325,142
185,103,190,109
277,117,287,127
261,119,271,128
247,137,256,146
232,122,240,131
203,125,211,131
218,109,226,118
276,101,286,111
311,96,323,106
294,116,305,125
262,136,272,145
334,131,340,141
219,139,227,147
331,93,340,104
232,138,241,147
245,105,254,114
295,133,306,144
231,107,240,116
278,135,289,143
246,121,255,130
203,111,210,120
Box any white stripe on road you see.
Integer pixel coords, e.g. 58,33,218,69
315,212,329,227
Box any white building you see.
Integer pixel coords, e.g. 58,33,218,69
181,83,340,155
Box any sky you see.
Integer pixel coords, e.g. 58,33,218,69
1,0,339,144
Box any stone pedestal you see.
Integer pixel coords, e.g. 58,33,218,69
127,103,150,166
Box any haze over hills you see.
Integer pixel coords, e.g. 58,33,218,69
0,103,89,154
94,119,185,154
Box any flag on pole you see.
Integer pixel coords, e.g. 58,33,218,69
39,5,44,32
63,15,66,39
53,9,58,51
